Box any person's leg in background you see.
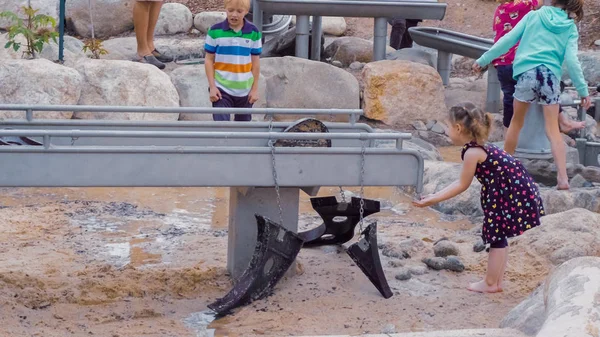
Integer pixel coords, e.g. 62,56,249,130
496,64,518,137
133,0,165,68
388,17,406,50
399,19,421,49
147,1,173,63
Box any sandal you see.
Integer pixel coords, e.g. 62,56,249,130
135,54,165,70
152,49,174,63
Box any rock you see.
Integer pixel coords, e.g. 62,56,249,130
500,284,546,336
488,113,505,142
362,60,447,129
39,36,87,65
445,256,465,272
0,59,82,119
473,237,486,253
539,188,600,215
349,61,364,70
323,37,395,67
155,3,193,35
291,16,347,36
433,240,460,257
425,120,436,130
412,121,427,131
536,257,600,337
331,60,343,68
430,121,446,134
452,55,475,74
388,260,404,268
595,40,600,47
394,268,412,281
101,36,204,62
398,238,427,253
386,48,436,69
561,51,600,87
407,265,428,276
445,76,488,110
260,56,359,122
569,174,592,188
66,0,135,38
0,0,59,30
380,242,410,260
170,65,266,121
73,59,179,120
520,158,600,185
193,11,227,33
422,257,446,270
381,323,397,334
512,209,600,266
261,27,324,58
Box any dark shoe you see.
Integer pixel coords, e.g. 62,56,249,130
152,49,174,63
136,54,165,70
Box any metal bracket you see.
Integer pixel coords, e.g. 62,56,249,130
346,222,393,299
208,214,304,315
298,196,380,246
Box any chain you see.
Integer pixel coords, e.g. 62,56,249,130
339,186,346,203
268,115,284,226
71,136,79,146
358,139,366,234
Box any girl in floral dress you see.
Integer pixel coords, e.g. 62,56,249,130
413,102,545,293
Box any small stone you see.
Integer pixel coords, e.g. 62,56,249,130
411,120,427,131
407,265,428,275
569,174,593,188
426,120,436,130
380,242,410,259
349,61,364,70
431,122,446,134
422,257,446,270
381,323,397,334
473,237,486,253
331,60,343,68
395,268,412,281
433,240,460,257
445,256,465,272
595,40,600,47
344,324,351,329
398,238,426,253
190,28,201,35
388,260,405,268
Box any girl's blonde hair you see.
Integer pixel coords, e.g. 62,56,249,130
224,0,251,10
448,102,493,144
552,0,584,22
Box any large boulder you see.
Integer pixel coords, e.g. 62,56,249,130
539,188,600,215
0,0,59,30
66,0,135,38
323,37,395,67
362,60,447,128
259,56,359,122
101,36,204,61
444,76,488,110
39,36,87,65
0,59,82,119
193,11,226,34
561,51,600,87
386,48,436,69
500,285,546,336
261,27,324,58
170,65,266,121
73,59,179,120
291,16,346,36
155,3,193,35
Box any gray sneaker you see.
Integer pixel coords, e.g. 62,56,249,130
136,54,165,70
152,49,174,63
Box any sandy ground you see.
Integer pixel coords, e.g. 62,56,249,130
0,161,553,337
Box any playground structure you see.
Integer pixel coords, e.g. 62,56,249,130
252,0,447,61
0,104,424,313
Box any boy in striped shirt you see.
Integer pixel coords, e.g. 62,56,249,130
205,0,262,121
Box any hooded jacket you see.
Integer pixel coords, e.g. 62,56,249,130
477,6,589,97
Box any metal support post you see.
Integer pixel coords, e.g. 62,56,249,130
372,17,387,61
514,103,552,159
58,0,66,63
252,0,263,31
486,66,501,114
310,16,322,61
295,15,310,59
437,51,452,86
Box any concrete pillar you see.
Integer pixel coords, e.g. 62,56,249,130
486,66,502,114
372,17,387,61
514,103,552,160
227,187,299,279
295,15,310,59
437,51,452,86
310,16,322,61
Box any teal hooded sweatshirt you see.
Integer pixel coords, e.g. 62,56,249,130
476,6,589,98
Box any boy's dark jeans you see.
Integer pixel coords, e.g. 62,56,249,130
212,89,253,122
496,65,517,128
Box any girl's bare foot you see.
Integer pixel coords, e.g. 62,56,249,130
559,118,585,134
467,280,500,293
557,177,570,190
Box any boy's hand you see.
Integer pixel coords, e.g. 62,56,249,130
412,194,437,208
581,96,591,110
209,86,222,103
248,88,259,104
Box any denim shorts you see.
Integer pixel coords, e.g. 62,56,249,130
514,65,561,105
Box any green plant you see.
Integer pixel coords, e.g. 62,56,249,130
0,6,58,58
82,38,108,59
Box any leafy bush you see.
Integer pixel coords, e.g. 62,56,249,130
0,6,59,58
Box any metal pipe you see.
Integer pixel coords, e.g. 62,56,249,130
295,15,310,58
515,103,551,158
0,130,412,140
310,16,322,61
58,0,66,63
253,0,263,31
25,109,33,121
436,51,452,85
0,104,363,115
486,66,501,114
373,17,387,61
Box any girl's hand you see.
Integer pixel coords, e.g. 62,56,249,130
472,62,483,73
581,96,591,110
209,86,222,103
412,194,437,208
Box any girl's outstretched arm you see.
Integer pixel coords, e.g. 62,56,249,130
476,11,531,67
413,148,486,207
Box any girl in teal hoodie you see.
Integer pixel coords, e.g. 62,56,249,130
474,0,591,190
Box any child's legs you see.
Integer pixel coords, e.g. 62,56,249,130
232,94,253,122
543,104,569,187
486,238,507,285
212,90,234,121
496,65,517,129
506,67,540,154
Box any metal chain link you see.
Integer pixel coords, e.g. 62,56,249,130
339,186,346,203
358,139,366,234
268,115,284,226
71,136,79,146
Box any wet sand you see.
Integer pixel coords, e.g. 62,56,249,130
0,186,547,336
